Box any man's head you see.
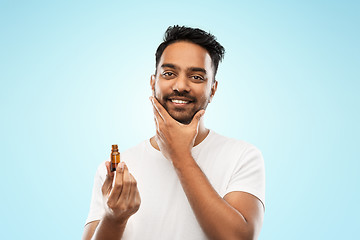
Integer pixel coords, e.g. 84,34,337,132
155,26,225,80
151,26,225,124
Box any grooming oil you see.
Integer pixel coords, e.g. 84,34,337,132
111,144,120,172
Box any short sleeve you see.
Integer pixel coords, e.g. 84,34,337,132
85,162,107,225
225,145,265,208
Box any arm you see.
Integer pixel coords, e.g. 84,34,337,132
82,161,141,240
82,221,99,240
151,97,264,240
173,154,264,240
84,217,128,240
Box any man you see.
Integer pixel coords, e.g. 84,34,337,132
83,26,265,240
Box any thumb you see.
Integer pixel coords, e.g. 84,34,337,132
190,109,205,127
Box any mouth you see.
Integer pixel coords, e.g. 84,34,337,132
167,97,194,107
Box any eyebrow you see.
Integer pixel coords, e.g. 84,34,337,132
161,63,207,74
189,67,207,74
161,63,178,70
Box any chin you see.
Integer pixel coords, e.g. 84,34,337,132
175,118,192,125
170,112,194,125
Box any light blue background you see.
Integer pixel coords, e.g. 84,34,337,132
1,1,359,239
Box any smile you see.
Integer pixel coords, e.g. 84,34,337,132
171,99,190,104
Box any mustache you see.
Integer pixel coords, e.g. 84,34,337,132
163,91,197,102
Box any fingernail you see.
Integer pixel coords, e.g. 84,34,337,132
119,162,125,172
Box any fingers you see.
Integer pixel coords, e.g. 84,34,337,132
107,162,140,214
107,162,125,205
117,164,132,205
128,173,141,212
153,104,163,126
102,161,115,196
150,97,164,132
190,109,205,127
150,96,169,122
134,187,141,207
151,97,166,136
127,173,137,201
105,161,115,178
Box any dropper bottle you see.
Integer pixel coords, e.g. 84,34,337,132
111,144,120,172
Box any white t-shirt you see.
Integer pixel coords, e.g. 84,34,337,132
85,130,265,239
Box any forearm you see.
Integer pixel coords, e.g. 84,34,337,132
91,216,127,240
173,154,252,240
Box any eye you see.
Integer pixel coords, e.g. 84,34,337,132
191,75,205,81
162,72,175,78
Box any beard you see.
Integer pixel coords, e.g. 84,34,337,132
154,88,208,125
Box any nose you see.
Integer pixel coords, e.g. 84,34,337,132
172,74,190,93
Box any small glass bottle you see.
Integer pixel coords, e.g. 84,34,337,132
111,144,120,172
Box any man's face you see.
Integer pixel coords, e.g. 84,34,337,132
151,41,218,124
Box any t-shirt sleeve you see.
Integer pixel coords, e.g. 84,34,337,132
85,162,107,225
225,144,265,208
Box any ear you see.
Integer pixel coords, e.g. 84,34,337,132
209,80,218,103
150,74,156,91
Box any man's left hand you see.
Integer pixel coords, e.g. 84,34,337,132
150,96,205,163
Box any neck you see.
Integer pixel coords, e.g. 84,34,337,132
150,118,209,151
194,118,209,146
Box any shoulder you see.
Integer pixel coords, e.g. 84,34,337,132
209,130,262,157
212,132,266,205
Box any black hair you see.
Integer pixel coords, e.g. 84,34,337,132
155,25,225,78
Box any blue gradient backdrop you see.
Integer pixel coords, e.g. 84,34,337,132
1,1,359,239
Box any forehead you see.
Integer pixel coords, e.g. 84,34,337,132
159,41,213,71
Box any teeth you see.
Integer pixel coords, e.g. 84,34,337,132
171,99,189,104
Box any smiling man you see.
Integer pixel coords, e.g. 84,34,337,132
152,40,215,125
83,26,265,240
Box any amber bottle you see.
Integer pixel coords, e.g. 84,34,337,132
111,144,120,172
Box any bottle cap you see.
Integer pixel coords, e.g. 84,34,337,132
112,144,118,150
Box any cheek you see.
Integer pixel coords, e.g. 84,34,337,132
155,80,172,93
196,86,212,101
155,84,163,96
154,81,168,99
199,94,209,104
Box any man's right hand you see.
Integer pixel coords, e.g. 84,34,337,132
82,161,141,240
102,161,141,223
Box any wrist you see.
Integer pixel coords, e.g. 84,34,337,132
171,152,195,170
103,213,129,227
